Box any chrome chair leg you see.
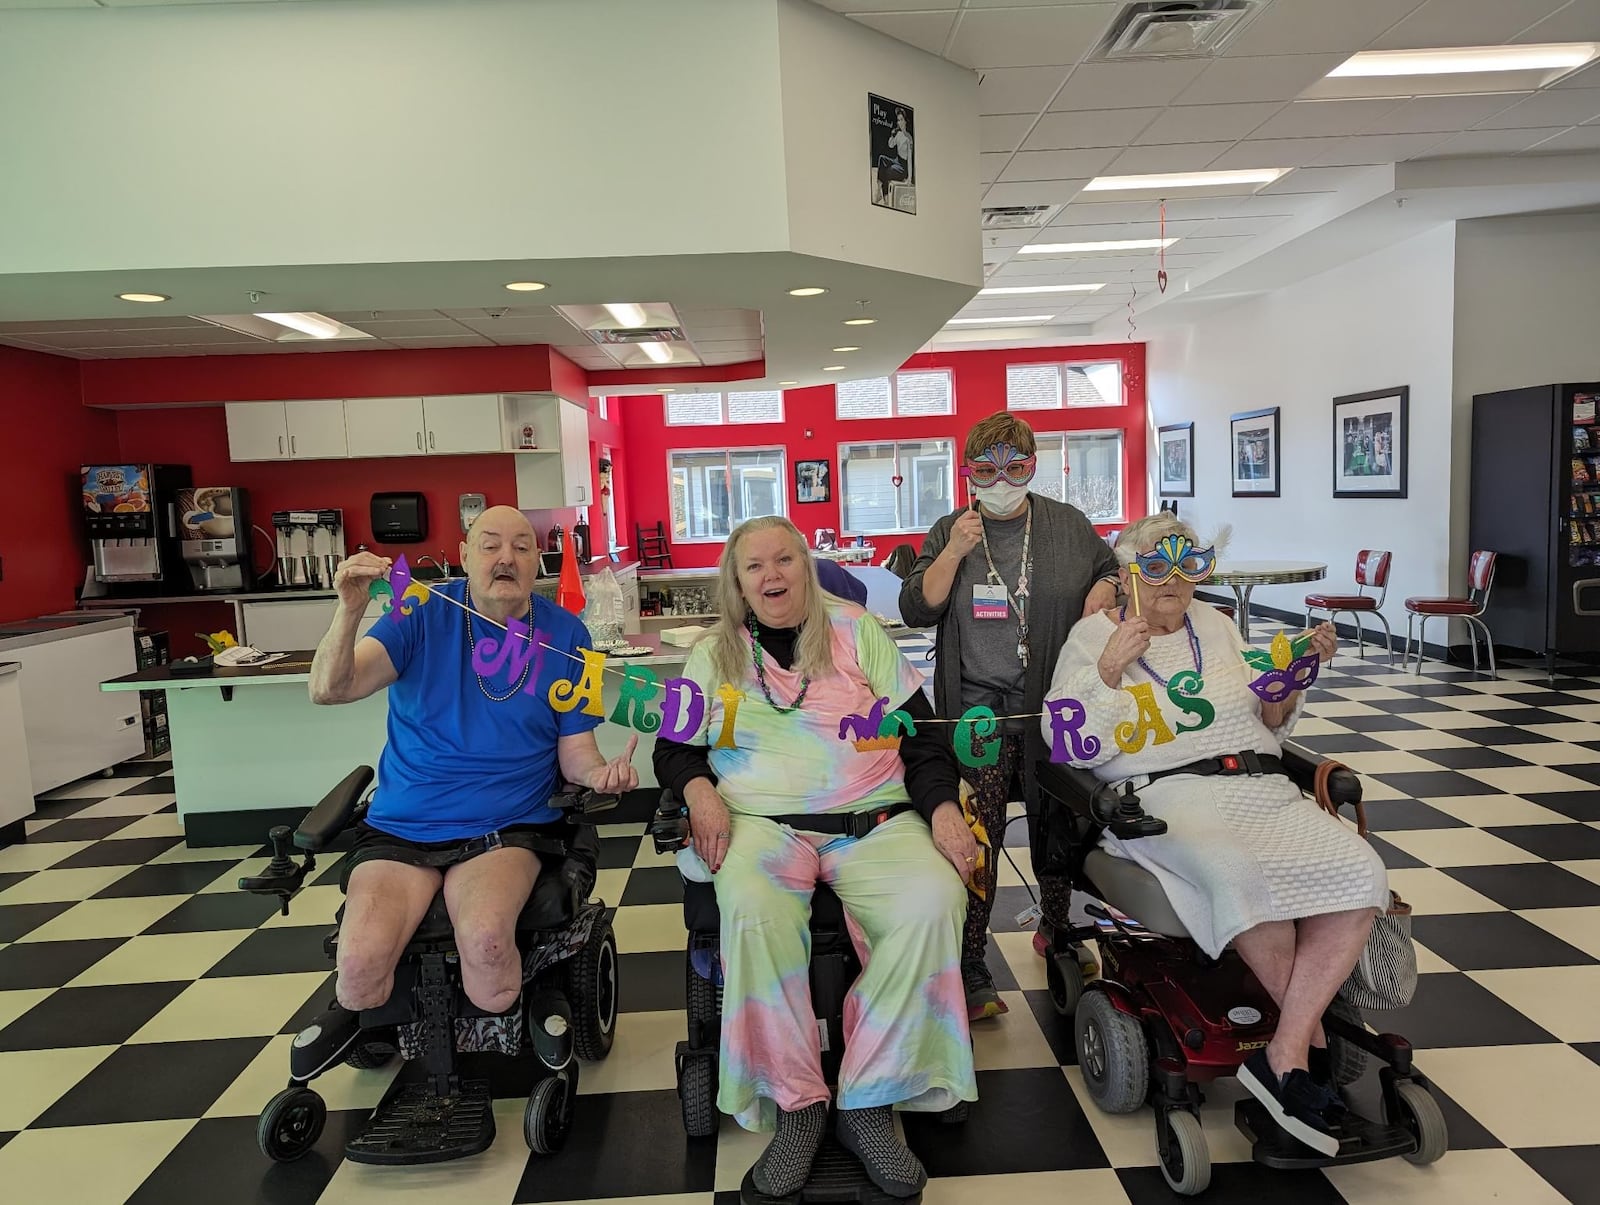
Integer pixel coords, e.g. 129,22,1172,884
1351,611,1367,659
1464,615,1497,678
1373,611,1398,665
1465,618,1480,674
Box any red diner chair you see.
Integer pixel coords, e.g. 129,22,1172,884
1304,550,1396,663
1403,550,1500,678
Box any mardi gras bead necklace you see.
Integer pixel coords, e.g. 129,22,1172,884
746,612,811,714
465,587,535,702
1120,606,1203,687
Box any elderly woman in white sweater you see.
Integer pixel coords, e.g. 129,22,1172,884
1043,512,1388,1157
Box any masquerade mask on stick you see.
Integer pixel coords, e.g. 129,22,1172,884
1134,535,1216,585
1243,631,1321,702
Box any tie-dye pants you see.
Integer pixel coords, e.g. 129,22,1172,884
711,810,978,1132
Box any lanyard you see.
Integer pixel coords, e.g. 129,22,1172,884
978,502,1033,667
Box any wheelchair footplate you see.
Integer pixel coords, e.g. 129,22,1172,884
1235,1098,1416,1170
739,1131,919,1205
344,1078,496,1165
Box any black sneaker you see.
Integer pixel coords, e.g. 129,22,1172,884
962,958,1008,1021
1236,1049,1341,1156
1306,1047,1349,1120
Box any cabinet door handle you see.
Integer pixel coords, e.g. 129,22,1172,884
290,435,297,456
417,431,423,451
577,485,586,502
429,430,435,450
278,435,284,456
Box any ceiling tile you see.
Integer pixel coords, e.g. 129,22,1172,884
980,152,1011,183
324,309,443,322
1022,107,1162,150
998,147,1120,182
1373,0,1576,50
1363,94,1530,134
979,113,1034,153
1223,0,1426,56
848,10,958,56
981,180,1090,208
345,319,470,338
947,5,1119,69
1514,3,1600,43
1552,61,1600,90
1134,101,1282,145
1191,214,1291,238
1208,136,1353,169
1050,60,1210,111
1249,98,1403,138
1102,141,1239,174
1030,220,1158,241
1312,131,1452,165
977,65,1070,115
1049,199,1160,225
1258,164,1386,193
1176,54,1351,105
1417,127,1568,157
1534,124,1600,151
387,335,495,348
812,0,959,10
1476,89,1600,130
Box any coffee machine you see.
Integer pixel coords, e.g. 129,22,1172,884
271,509,346,590
179,487,254,593
81,463,193,596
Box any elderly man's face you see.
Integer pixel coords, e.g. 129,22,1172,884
461,506,538,612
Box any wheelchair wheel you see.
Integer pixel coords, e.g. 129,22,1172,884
343,1030,398,1071
1159,1110,1211,1196
1046,947,1085,1017
257,1086,327,1163
680,1053,718,1139
1389,1079,1448,1166
567,919,618,1061
1075,991,1148,1115
524,1067,577,1155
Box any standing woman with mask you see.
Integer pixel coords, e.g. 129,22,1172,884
900,414,1120,1021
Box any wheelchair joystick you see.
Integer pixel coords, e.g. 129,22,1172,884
238,824,316,915
265,825,297,876
650,798,691,856
1096,783,1169,841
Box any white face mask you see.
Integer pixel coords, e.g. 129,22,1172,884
973,480,1030,514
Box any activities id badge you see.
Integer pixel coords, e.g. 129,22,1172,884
972,584,1010,620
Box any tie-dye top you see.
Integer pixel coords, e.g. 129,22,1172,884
678,603,926,817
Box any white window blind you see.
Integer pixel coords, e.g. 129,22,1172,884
665,390,783,426
895,370,953,416
1065,362,1123,407
726,390,783,423
834,371,954,420
1006,364,1062,411
665,393,722,426
836,377,893,420
839,440,954,534
1005,360,1123,410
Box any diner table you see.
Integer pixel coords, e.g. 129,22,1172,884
1211,561,1327,642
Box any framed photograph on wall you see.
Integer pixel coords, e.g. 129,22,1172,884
795,459,831,504
1230,407,1280,498
869,94,915,214
1333,386,1409,498
1157,422,1194,497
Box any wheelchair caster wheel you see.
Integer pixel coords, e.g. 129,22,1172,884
343,1032,398,1071
1046,948,1084,1017
1389,1080,1448,1166
525,1068,577,1155
1159,1110,1210,1196
680,1055,718,1139
257,1086,327,1163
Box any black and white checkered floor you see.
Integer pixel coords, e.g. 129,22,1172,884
2,630,1599,1204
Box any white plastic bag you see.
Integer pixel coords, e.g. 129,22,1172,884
582,568,626,645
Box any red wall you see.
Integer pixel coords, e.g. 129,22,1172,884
615,343,1148,569
0,346,120,623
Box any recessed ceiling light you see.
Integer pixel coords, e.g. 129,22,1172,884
832,346,861,352
1083,168,1285,192
638,341,674,365
1329,42,1599,78
979,283,1107,295
946,315,1056,325
117,292,169,303
660,387,676,393
843,317,877,326
788,287,828,297
255,311,342,339
503,281,547,292
1019,239,1177,255
603,302,649,328
822,365,847,372
778,380,799,386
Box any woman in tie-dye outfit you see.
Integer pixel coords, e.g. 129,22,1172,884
653,517,978,1200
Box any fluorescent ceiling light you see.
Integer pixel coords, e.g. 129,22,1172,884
1329,43,1599,78
117,292,169,303
1019,239,1176,255
778,380,799,386
638,341,674,364
255,311,341,339
822,365,847,372
980,283,1107,296
843,317,877,326
1084,168,1285,191
503,281,547,292
788,287,827,297
946,314,1055,325
603,302,649,328
833,345,861,352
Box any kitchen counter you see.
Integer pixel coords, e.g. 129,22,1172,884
0,612,136,651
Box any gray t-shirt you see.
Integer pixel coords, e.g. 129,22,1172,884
955,507,1030,731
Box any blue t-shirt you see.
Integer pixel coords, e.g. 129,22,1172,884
363,580,602,841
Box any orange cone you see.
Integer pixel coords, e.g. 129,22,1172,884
557,534,586,615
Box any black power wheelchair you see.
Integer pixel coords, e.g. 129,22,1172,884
649,790,967,1205
1031,744,1447,1195
239,766,620,1166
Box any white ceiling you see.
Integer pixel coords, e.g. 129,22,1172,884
2,0,1600,367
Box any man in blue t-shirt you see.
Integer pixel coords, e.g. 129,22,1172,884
308,506,637,1025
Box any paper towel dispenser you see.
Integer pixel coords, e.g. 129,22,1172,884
370,492,429,544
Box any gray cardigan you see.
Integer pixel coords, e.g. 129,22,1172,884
899,493,1119,811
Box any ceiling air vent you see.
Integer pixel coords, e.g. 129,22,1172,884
1091,1,1259,62
587,326,685,345
981,205,1059,231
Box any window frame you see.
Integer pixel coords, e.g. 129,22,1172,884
665,444,788,544
1004,359,1126,411
836,437,957,536
1033,428,1127,524
663,389,784,427
834,368,956,421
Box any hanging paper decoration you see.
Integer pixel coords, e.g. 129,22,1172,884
1045,697,1101,763
1243,631,1321,703
712,684,745,749
954,705,999,767
471,615,547,691
658,677,707,743
549,648,608,716
368,553,432,620
610,666,663,733
1157,199,1169,294
837,696,917,752
1114,682,1179,754
1166,669,1216,733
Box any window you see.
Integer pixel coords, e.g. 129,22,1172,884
665,390,783,426
1006,360,1123,409
1034,431,1124,522
669,447,786,541
839,440,955,534
835,370,954,420
597,396,609,420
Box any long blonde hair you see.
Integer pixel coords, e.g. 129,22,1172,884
707,517,836,687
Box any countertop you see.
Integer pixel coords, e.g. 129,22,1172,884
0,662,18,679
0,613,136,651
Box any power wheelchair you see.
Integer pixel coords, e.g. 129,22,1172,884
239,766,620,1166
650,790,967,1205
1032,744,1447,1196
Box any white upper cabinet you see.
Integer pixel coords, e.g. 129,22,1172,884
225,402,290,461
284,399,348,459
423,394,507,455
343,397,427,459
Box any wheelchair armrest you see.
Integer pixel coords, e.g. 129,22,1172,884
548,782,620,822
1035,760,1109,820
294,765,375,853
1281,742,1362,807
1035,759,1167,841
